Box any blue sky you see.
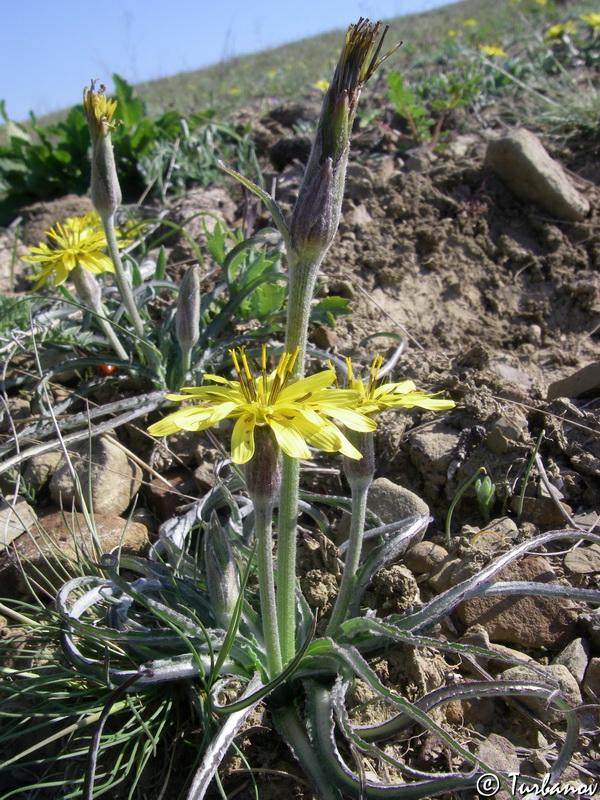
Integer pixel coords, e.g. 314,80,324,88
2,0,454,122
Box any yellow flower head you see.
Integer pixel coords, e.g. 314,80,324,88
148,347,376,464
344,354,456,415
314,79,330,92
544,20,578,40
462,18,477,27
83,81,118,141
479,44,508,56
580,12,600,30
23,212,115,290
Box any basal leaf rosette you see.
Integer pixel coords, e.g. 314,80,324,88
148,347,376,464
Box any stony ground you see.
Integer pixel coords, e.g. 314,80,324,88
1,55,600,800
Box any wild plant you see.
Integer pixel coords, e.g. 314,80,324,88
1,16,599,800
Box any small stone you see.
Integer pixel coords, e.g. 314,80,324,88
372,565,422,613
466,517,519,556
403,541,448,574
49,435,142,516
582,657,600,702
405,423,460,487
0,499,38,551
23,450,63,490
547,361,600,401
564,543,600,574
457,556,578,648
552,638,590,684
486,129,589,221
146,469,197,522
475,733,520,775
509,495,572,529
500,664,582,723
367,478,430,524
427,556,463,593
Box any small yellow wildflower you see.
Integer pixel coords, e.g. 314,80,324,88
314,79,330,91
267,70,277,78
580,12,600,29
148,347,376,464
228,87,241,95
535,0,548,5
544,20,578,40
479,44,508,56
447,29,458,37
83,81,118,142
463,18,477,27
23,212,115,290
344,354,456,415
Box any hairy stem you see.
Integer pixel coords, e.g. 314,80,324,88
254,499,283,678
326,476,370,634
277,252,322,664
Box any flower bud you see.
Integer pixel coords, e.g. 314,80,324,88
71,263,102,311
176,265,201,352
343,429,375,492
290,19,397,260
205,511,240,629
244,426,281,504
83,82,122,218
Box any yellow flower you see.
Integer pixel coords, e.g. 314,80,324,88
580,12,600,29
344,355,456,415
535,0,548,5
463,18,477,27
228,87,241,95
447,29,458,37
148,347,376,464
23,212,115,290
544,20,578,40
83,81,118,142
314,79,330,91
479,44,508,56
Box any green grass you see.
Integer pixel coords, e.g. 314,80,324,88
28,0,599,128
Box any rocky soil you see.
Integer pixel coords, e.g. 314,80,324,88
1,73,600,800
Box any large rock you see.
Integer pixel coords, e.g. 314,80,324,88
0,499,38,551
49,435,142,515
457,556,578,648
486,129,589,221
0,510,149,599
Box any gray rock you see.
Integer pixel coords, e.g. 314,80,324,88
500,664,582,723
403,541,448,574
486,129,590,221
367,477,429,524
582,657,600,702
547,361,600,400
564,543,600,574
552,638,590,684
0,499,38,551
405,423,460,487
475,732,520,774
24,451,63,490
49,435,142,515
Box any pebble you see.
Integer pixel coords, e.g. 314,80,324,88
367,478,430,524
486,128,590,221
564,543,600,574
552,637,590,684
499,664,582,723
403,541,448,574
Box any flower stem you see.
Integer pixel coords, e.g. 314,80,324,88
326,476,370,635
254,498,283,678
277,252,321,664
102,213,145,339
71,265,129,362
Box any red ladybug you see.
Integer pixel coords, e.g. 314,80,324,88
97,364,117,375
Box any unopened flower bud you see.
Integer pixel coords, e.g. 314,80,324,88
71,263,102,310
290,19,398,260
343,429,375,492
205,511,240,629
176,265,201,352
244,426,281,504
83,81,122,218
